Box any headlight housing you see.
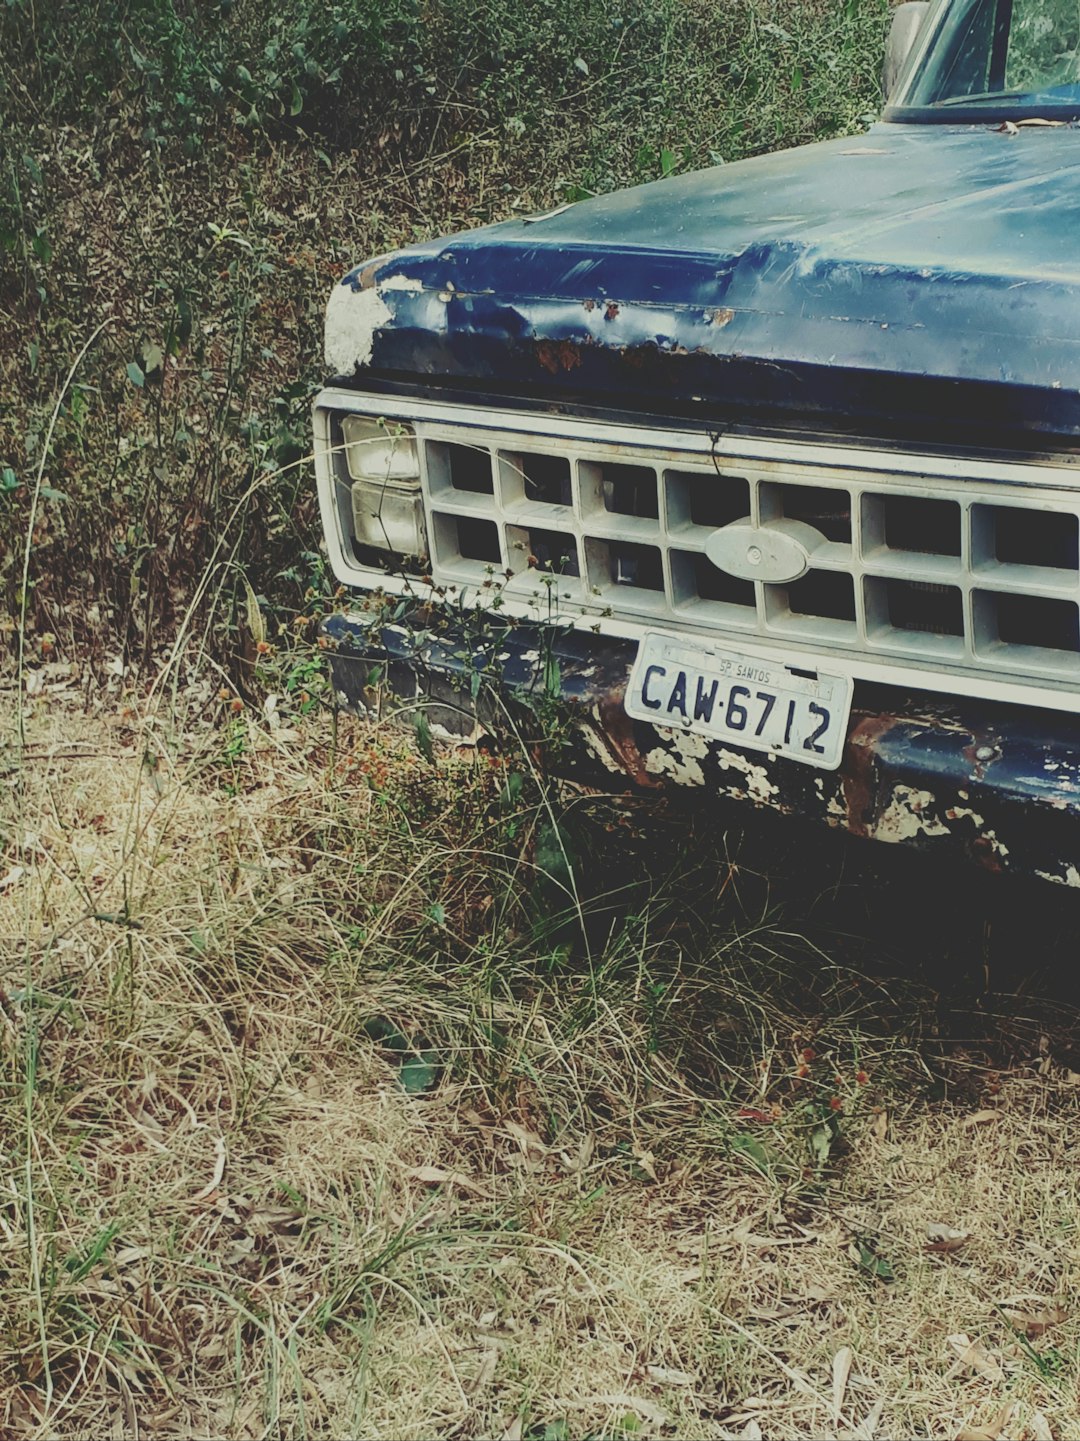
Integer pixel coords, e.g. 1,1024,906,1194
341,414,427,558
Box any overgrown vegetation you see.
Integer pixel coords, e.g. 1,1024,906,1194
1,0,888,672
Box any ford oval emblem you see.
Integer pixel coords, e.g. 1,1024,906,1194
704,519,824,585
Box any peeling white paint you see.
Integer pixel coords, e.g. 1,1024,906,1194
981,828,1010,860
381,274,425,294
714,746,780,803
947,805,985,827
871,785,950,843
645,730,709,786
578,723,627,776
325,274,423,373
1036,864,1080,888
325,282,391,372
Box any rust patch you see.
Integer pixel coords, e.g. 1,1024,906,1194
605,301,620,321
970,832,1006,874
583,298,596,313
536,339,584,374
593,691,663,789
962,732,1001,780
709,306,736,327
839,712,900,838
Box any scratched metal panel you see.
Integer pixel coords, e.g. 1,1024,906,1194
326,125,1080,443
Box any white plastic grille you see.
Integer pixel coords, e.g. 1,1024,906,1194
419,427,1080,686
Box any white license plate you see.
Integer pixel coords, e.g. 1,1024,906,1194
625,634,853,771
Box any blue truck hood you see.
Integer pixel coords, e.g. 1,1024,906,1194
328,124,1080,441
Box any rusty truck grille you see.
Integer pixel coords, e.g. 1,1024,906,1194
417,426,1080,687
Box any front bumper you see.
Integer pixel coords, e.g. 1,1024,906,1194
323,609,1080,888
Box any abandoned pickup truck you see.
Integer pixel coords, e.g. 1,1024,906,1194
314,0,1080,886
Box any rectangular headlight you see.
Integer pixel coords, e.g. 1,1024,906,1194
341,414,427,558
341,414,420,483
351,480,426,557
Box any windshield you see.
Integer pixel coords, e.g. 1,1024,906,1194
890,0,1080,118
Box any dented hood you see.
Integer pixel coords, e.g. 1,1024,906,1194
327,124,1080,439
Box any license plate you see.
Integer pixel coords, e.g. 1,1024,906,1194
625,633,853,771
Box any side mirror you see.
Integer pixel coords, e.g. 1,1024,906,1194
883,1,930,103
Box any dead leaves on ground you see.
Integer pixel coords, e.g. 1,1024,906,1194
926,1222,971,1254
947,1333,1005,1382
956,1401,1057,1441
1000,1302,1067,1339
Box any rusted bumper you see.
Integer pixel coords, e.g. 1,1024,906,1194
323,610,1080,888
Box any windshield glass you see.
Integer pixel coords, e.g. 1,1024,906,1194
892,0,1080,117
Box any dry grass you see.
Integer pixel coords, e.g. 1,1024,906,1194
2,676,1080,1441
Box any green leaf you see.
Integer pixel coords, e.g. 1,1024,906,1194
399,1050,440,1095
853,1236,895,1283
499,771,523,810
1,467,19,493
536,817,574,894
39,487,68,503
242,573,266,646
126,361,145,388
730,1130,775,1175
289,79,304,116
30,229,52,265
140,340,164,375
414,709,434,764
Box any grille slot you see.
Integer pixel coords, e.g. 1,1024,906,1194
585,538,665,601
784,570,857,623
610,541,663,591
437,442,494,495
513,452,573,508
434,513,501,569
882,578,964,637
672,550,755,610
882,495,961,556
972,502,1080,575
977,591,1080,656
666,470,751,531
507,524,580,578
763,483,851,544
599,463,659,519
